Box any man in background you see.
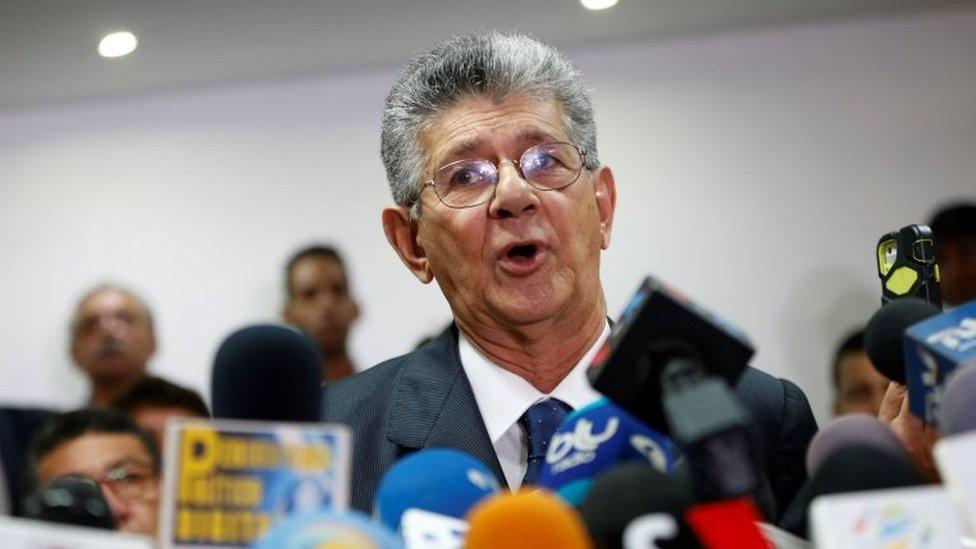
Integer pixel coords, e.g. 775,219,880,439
831,328,888,416
930,202,976,307
70,284,156,407
24,408,160,535
282,245,361,382
111,376,209,447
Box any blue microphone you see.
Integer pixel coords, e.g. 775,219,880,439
373,448,500,532
904,300,976,424
539,397,676,505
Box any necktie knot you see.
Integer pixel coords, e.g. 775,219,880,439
519,398,572,485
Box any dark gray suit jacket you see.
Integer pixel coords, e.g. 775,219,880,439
321,325,817,522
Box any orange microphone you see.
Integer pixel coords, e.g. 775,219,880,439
465,489,593,549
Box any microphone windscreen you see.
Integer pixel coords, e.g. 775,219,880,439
578,463,699,549
465,489,592,549
373,448,499,532
805,413,906,474
865,299,941,382
211,324,322,422
539,398,675,505
783,444,925,539
941,365,976,436
253,509,401,549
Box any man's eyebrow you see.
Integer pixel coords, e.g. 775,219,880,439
104,457,154,471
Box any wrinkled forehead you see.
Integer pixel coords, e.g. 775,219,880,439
418,92,568,172
74,289,150,323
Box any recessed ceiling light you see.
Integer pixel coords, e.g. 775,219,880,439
98,31,138,58
580,0,618,10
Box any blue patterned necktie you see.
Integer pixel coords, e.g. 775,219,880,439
519,398,573,487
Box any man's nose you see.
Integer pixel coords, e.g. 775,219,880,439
99,486,132,529
488,161,539,218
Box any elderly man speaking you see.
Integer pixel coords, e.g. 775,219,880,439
322,31,816,518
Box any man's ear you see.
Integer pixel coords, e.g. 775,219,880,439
592,166,617,250
382,206,433,283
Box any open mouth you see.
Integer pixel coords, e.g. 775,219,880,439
498,241,546,275
507,243,539,261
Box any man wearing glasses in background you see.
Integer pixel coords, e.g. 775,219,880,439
322,31,817,519
24,408,160,535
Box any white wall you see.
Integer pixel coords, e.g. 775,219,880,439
0,8,973,425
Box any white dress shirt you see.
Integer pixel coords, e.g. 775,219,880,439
458,323,609,489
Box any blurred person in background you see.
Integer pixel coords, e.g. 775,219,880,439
929,202,976,307
111,375,209,448
282,245,361,382
831,328,889,416
24,408,160,535
70,284,156,407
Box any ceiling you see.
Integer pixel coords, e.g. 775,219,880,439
0,0,970,112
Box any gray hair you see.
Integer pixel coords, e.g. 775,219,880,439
380,31,599,216
70,282,155,336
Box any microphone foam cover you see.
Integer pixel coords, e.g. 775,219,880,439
465,489,592,549
810,444,924,498
540,398,675,505
211,324,322,422
865,299,941,383
373,448,499,532
805,413,906,474
579,463,697,548
941,365,976,436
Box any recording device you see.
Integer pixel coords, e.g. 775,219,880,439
876,224,941,307
22,476,115,530
587,275,753,435
903,300,976,424
683,498,768,549
588,276,765,510
465,489,592,549
211,324,322,422
373,448,499,533
578,463,700,549
781,444,925,539
539,398,675,505
864,298,941,383
804,413,906,475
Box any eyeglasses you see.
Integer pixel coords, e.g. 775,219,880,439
422,141,587,209
58,464,157,502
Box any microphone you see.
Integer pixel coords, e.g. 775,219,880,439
781,444,925,539
940,363,976,436
253,509,402,548
210,324,322,422
805,413,906,475
373,448,499,533
588,275,753,434
539,398,675,505
683,498,768,549
903,300,976,423
864,298,941,383
578,463,699,549
588,276,768,511
465,489,592,549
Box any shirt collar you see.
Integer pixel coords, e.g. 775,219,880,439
458,322,609,445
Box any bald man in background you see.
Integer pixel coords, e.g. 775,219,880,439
70,284,156,407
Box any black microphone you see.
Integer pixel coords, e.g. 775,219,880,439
211,324,322,422
578,462,701,549
864,298,941,383
588,276,770,515
22,476,116,530
779,444,925,539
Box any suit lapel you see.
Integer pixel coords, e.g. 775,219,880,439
386,325,507,487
